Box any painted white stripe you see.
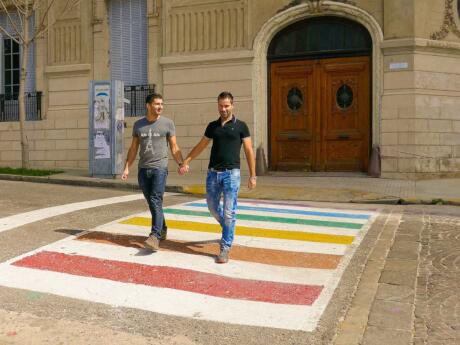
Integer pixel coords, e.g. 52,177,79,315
175,204,369,224
46,239,333,285
214,200,378,216
0,200,381,333
93,222,350,255
0,264,319,331
123,211,153,218
0,193,161,234
309,212,382,314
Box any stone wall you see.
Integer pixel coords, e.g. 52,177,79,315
1,0,459,179
160,53,254,174
164,0,248,54
380,39,460,178
158,0,254,174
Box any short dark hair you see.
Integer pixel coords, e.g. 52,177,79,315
146,93,163,104
217,91,233,103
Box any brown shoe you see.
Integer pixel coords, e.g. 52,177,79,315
144,235,160,252
216,248,229,264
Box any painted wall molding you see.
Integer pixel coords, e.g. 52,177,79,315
278,0,356,14
382,37,460,55
431,0,460,40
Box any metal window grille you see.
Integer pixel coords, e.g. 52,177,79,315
0,92,42,122
124,84,155,117
109,0,148,87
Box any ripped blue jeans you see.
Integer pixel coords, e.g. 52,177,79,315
206,169,241,250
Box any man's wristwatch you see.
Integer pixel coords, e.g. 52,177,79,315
250,176,257,181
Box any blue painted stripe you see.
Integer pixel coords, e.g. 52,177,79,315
183,202,371,220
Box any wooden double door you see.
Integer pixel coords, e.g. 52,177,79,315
270,56,371,172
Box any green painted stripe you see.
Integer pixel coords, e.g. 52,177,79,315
121,218,355,245
164,208,362,230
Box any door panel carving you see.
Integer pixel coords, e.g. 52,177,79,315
270,61,315,170
320,58,370,171
270,56,370,172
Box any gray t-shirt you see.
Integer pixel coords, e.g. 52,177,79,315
132,116,175,169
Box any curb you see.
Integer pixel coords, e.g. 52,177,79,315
1,174,458,206
400,197,460,206
350,198,401,205
0,174,140,192
0,173,183,194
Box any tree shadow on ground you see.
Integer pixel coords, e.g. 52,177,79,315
58,230,219,259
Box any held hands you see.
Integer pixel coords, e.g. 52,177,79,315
178,164,190,175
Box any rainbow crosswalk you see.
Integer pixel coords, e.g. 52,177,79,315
0,199,378,331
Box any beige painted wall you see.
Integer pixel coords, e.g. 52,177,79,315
160,57,254,174
384,0,415,39
380,41,460,178
414,0,445,39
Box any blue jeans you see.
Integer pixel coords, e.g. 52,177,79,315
138,167,168,238
206,169,241,250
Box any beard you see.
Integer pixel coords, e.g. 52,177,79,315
220,111,231,119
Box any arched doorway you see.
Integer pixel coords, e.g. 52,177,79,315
268,16,372,172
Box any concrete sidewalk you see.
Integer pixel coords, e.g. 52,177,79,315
1,170,459,205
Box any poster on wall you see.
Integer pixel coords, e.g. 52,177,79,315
93,84,110,129
94,131,111,159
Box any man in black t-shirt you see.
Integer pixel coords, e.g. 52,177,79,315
180,91,256,263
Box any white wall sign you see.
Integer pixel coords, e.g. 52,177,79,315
389,62,409,70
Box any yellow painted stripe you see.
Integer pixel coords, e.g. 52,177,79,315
121,217,355,245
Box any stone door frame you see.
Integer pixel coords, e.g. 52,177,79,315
252,1,384,160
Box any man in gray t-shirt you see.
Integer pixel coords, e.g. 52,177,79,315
121,93,185,252
133,116,175,169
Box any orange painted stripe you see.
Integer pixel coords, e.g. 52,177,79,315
76,231,341,269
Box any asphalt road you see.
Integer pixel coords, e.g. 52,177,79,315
0,180,458,345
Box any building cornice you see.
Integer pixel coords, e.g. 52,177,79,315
159,50,254,68
278,0,356,13
45,64,91,75
382,38,460,55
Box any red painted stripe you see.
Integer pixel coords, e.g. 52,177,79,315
12,251,323,306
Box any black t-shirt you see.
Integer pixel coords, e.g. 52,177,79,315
204,116,250,170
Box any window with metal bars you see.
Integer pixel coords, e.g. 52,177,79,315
108,0,150,117
0,38,41,122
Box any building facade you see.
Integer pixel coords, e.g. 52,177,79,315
0,0,459,179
